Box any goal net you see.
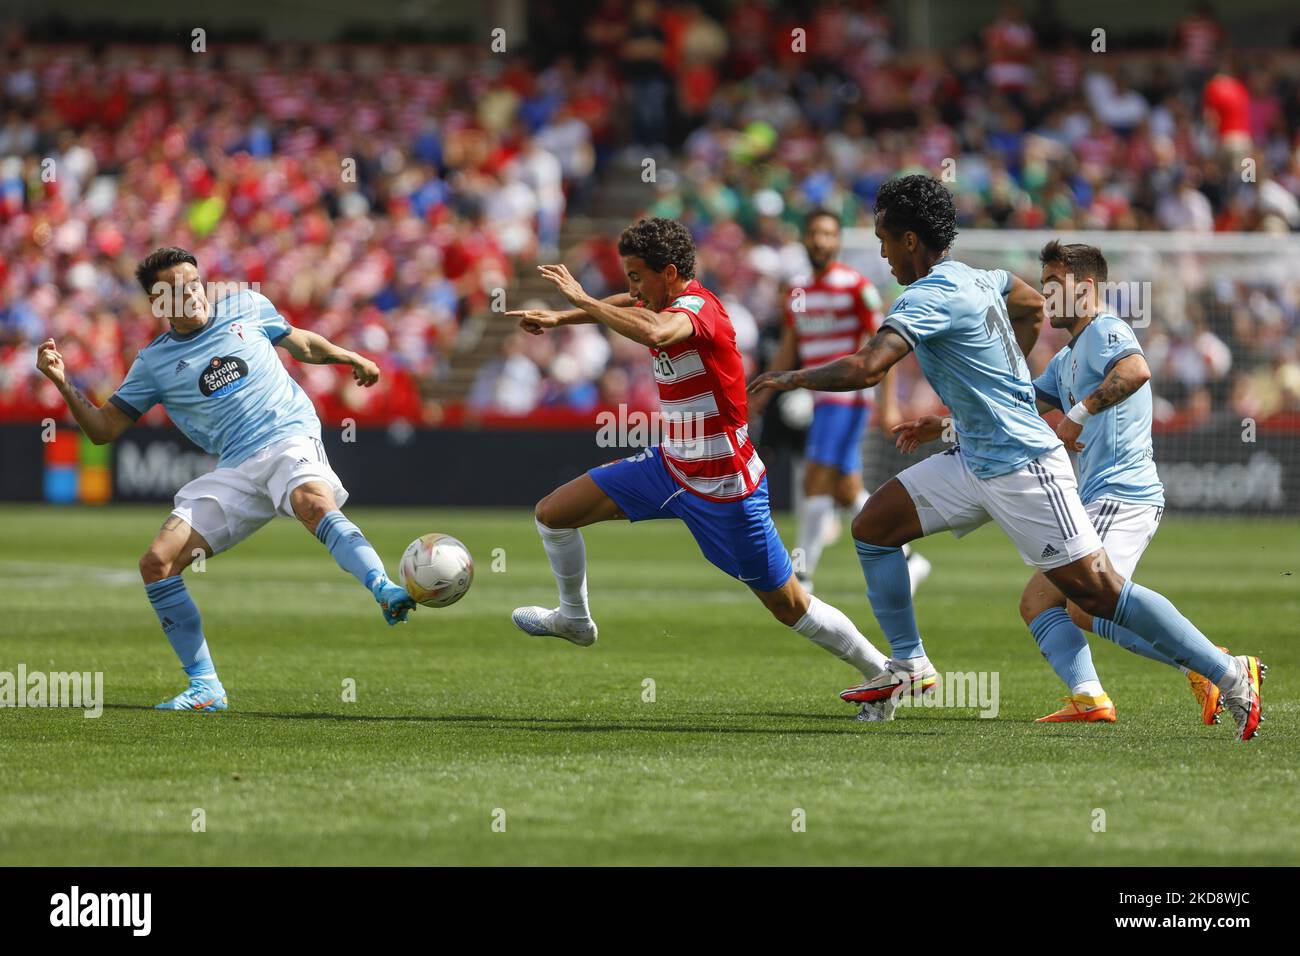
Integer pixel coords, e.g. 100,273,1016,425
839,229,1300,517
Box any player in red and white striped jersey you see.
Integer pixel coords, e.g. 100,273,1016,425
505,217,892,706
751,210,931,594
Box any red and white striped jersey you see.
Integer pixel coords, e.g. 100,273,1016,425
649,280,765,502
783,262,882,406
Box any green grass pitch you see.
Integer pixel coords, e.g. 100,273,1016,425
0,504,1296,865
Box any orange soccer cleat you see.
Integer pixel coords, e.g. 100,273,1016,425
1187,646,1229,725
1035,692,1117,723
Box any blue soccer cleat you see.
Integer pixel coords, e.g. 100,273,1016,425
370,573,416,626
155,677,228,712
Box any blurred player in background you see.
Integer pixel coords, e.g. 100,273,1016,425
751,175,1265,739
34,247,415,712
751,208,931,594
507,217,893,699
1020,240,1229,724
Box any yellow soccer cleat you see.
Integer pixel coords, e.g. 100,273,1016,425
1187,646,1229,725
1035,692,1117,723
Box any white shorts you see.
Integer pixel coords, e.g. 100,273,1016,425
1086,498,1163,578
170,435,348,554
897,445,1101,570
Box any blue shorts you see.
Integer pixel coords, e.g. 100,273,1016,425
588,448,793,592
805,402,869,474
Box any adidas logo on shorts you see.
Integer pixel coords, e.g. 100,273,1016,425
1040,544,1061,559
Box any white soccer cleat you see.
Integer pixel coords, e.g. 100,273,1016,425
853,697,897,722
511,606,598,647
1218,654,1266,741
906,549,932,597
840,657,939,704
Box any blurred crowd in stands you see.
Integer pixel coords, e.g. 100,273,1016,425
475,0,1300,430
0,42,606,424
3,0,1300,432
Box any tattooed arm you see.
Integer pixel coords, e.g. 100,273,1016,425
35,338,134,444
1056,353,1152,451
1084,353,1152,413
748,328,913,397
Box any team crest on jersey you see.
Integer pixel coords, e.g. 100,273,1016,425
198,355,250,398
229,322,246,341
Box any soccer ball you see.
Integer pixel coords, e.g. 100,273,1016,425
399,533,473,608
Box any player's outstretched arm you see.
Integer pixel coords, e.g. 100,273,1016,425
35,339,134,444
1005,274,1047,357
748,328,911,397
1056,353,1151,451
533,264,692,347
749,322,798,418
508,293,635,335
278,328,380,387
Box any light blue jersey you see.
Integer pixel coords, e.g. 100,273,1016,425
880,258,1060,478
1033,313,1164,506
109,289,320,467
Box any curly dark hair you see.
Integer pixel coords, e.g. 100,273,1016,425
873,175,957,254
617,217,696,279
136,246,198,293
1039,239,1108,283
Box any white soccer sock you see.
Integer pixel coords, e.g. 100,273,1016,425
792,595,888,679
796,494,835,579
535,518,591,621
846,489,869,515
1072,680,1105,697
1213,656,1241,692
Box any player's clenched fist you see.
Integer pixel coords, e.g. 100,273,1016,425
891,415,948,454
36,338,67,388
350,355,381,387
1055,415,1085,452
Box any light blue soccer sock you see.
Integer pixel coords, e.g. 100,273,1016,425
1028,607,1099,692
854,540,925,659
314,510,388,592
1092,615,1185,671
145,576,217,680
1112,580,1230,684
